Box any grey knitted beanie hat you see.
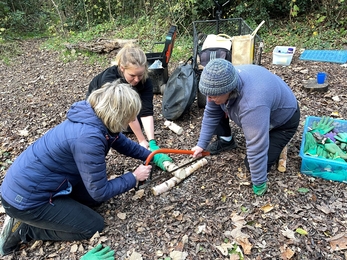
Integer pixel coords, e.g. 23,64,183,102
199,58,239,96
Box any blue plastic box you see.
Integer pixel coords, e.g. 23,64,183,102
299,116,347,182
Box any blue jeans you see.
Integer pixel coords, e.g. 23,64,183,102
1,194,104,242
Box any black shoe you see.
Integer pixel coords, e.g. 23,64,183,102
207,137,237,155
0,216,23,256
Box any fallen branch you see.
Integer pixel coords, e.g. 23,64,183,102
277,145,287,172
152,158,208,196
65,38,138,53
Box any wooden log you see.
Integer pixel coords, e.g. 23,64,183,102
162,161,186,179
164,120,183,135
277,145,288,172
64,38,138,53
152,158,208,196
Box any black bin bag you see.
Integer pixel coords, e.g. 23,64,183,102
162,58,197,120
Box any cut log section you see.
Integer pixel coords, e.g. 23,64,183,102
152,158,208,196
277,145,287,172
164,120,183,135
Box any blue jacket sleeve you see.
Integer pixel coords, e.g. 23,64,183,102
111,133,151,161
72,134,140,202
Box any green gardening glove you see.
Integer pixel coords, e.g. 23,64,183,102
149,139,160,151
310,116,334,135
81,244,114,260
324,142,347,160
335,133,347,143
316,144,328,158
153,153,173,171
252,183,268,196
304,132,318,155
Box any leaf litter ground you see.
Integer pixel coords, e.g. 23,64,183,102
1,39,347,259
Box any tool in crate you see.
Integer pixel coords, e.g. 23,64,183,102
136,148,210,190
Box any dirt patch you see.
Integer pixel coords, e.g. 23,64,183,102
1,39,347,259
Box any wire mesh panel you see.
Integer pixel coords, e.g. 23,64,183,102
192,18,263,108
192,18,263,70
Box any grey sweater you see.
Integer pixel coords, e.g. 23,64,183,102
197,65,298,185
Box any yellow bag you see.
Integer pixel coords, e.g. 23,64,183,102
231,21,265,65
202,34,232,51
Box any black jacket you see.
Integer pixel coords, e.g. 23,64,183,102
87,66,154,117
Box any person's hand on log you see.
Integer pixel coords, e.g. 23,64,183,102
133,164,152,181
191,146,204,158
153,153,173,171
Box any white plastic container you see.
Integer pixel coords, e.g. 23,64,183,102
272,46,296,66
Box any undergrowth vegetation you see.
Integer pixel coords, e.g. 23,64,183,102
0,0,346,64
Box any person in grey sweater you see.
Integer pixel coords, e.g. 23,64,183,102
191,59,300,196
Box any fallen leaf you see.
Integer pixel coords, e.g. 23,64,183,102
297,187,309,194
281,227,296,240
261,204,274,213
129,251,143,260
295,228,308,235
195,224,206,234
117,212,126,220
330,111,340,117
231,213,246,227
132,189,144,200
70,244,78,253
316,204,333,214
170,250,188,260
18,129,29,136
216,242,236,256
327,233,347,250
332,96,340,102
280,245,295,259
235,236,252,255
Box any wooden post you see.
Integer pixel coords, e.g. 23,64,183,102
277,145,287,172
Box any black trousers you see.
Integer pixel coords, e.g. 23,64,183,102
215,105,301,172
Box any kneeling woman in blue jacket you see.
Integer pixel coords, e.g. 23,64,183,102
0,80,168,256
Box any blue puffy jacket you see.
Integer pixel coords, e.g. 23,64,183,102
1,101,151,210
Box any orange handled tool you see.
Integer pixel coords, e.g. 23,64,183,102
136,149,210,190
145,148,210,166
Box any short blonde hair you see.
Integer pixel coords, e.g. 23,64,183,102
87,80,142,133
114,43,148,83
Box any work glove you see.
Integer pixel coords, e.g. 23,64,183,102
310,116,334,135
149,139,160,151
252,183,268,196
324,143,347,160
324,132,337,142
316,145,328,159
304,132,318,155
81,244,114,260
331,152,346,162
153,153,173,171
335,133,347,143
